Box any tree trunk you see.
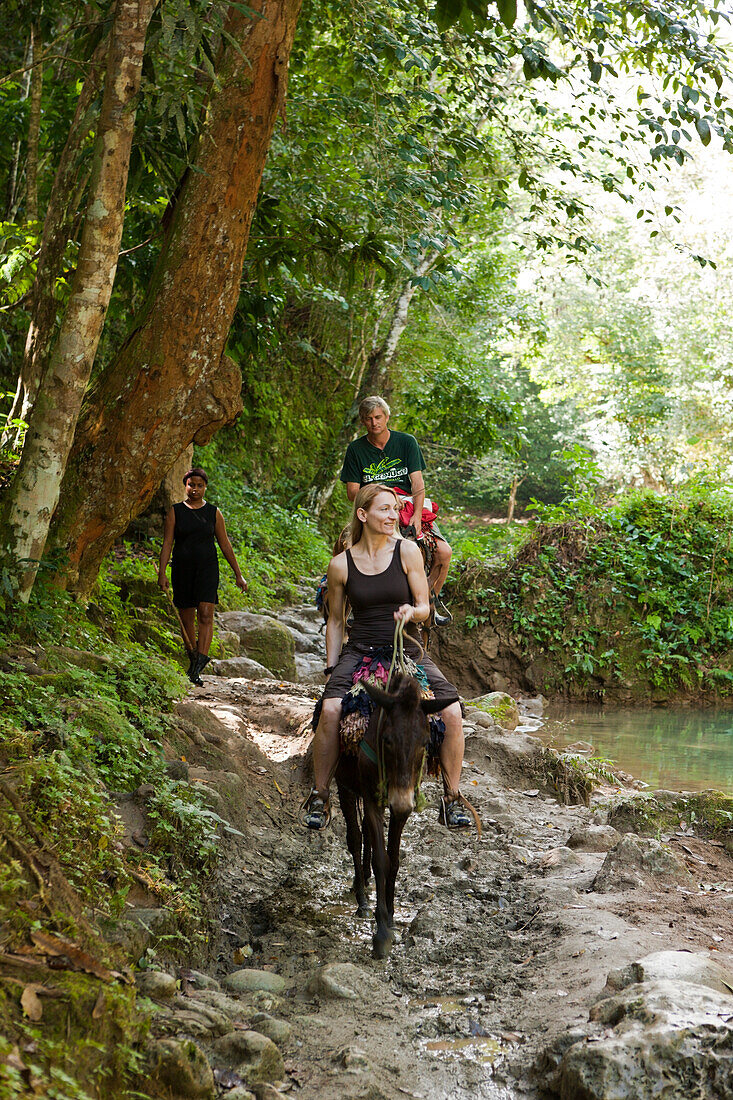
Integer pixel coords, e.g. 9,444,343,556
309,252,438,516
5,35,32,220
47,0,303,598
506,473,525,524
24,22,43,222
2,0,155,600
2,39,107,451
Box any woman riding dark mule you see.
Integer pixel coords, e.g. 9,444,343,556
336,672,445,957
304,483,472,830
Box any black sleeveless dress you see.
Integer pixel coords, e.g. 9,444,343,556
322,541,459,706
171,501,219,609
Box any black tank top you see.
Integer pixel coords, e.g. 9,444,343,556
172,501,217,562
345,541,418,648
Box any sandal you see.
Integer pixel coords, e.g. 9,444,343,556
301,789,331,830
440,794,472,829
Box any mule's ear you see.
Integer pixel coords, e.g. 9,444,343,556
420,697,446,716
362,681,396,711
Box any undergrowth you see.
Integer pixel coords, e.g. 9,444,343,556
456,487,733,697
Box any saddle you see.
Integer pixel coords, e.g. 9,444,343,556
312,648,445,776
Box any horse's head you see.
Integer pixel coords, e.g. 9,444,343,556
362,674,443,814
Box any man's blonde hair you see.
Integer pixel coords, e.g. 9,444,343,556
359,395,390,421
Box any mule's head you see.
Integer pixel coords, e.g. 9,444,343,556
362,674,443,814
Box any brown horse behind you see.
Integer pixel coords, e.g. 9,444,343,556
335,674,444,958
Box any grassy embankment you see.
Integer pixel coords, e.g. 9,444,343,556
0,483,327,1098
445,488,733,702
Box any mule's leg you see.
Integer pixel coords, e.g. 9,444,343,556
339,786,370,918
362,824,372,891
386,811,409,929
363,798,393,959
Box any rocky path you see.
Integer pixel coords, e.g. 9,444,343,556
142,604,733,1100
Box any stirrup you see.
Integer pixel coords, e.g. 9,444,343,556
431,593,452,627
439,792,472,829
299,789,331,831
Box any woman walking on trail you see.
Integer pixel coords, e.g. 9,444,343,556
158,467,246,685
303,483,471,830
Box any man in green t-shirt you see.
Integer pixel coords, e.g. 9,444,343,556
340,395,452,623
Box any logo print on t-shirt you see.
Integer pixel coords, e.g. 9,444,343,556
362,457,409,484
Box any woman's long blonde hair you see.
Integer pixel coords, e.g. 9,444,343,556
345,484,400,547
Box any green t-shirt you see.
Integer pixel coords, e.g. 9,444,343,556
340,431,426,494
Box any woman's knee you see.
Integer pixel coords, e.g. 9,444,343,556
321,697,343,721
442,701,463,728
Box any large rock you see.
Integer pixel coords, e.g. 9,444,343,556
211,1030,285,1086
149,1037,215,1098
468,691,520,731
604,951,733,997
553,980,733,1099
214,629,241,658
592,834,693,892
218,613,296,681
210,656,275,679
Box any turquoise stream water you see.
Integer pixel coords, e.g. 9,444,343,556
538,707,733,794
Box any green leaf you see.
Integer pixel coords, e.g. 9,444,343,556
695,117,712,145
496,0,517,29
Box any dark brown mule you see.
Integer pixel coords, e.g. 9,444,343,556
335,674,444,959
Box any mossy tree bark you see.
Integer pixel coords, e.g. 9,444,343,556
47,0,303,598
24,22,43,223
2,0,155,600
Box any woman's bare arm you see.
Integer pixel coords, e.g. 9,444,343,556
157,507,176,589
215,509,247,592
396,539,430,623
324,554,348,672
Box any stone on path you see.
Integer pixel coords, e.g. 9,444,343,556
191,989,253,1024
306,962,378,1001
250,1011,292,1044
186,970,221,992
592,833,693,892
224,969,287,995
135,969,177,1000
537,846,583,872
211,1030,285,1085
211,656,275,679
566,825,620,852
149,1037,215,1099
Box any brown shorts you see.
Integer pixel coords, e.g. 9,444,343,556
322,643,460,707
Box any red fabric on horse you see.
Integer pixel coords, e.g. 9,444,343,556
392,485,439,529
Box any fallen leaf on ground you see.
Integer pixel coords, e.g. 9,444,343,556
20,985,43,1022
30,931,112,981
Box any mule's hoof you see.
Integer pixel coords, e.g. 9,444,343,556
355,905,372,919
372,931,395,959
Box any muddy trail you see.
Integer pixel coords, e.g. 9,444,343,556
150,603,733,1100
